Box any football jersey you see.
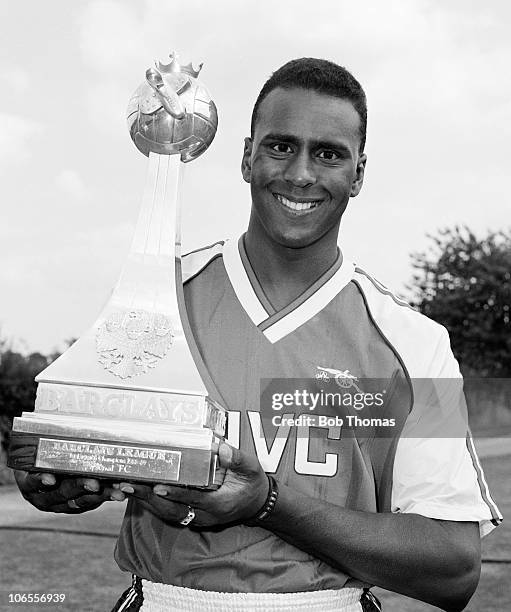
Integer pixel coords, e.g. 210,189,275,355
115,236,502,593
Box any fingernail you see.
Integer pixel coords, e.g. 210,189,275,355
41,475,55,486
110,491,125,501
154,487,167,496
120,485,134,494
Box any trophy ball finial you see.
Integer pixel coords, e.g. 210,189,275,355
127,53,218,162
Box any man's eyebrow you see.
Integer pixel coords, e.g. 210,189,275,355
260,133,300,145
260,133,351,153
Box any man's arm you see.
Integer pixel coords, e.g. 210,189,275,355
119,443,481,611
262,481,480,611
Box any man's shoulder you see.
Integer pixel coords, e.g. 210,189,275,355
352,265,453,376
352,264,440,331
182,240,226,283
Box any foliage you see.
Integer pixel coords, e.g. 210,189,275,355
0,339,62,482
409,226,511,377
0,340,58,420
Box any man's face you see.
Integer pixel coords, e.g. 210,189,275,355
242,87,366,249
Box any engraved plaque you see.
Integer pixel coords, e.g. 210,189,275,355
35,438,181,482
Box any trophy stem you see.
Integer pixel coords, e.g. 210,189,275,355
110,153,185,322
129,153,182,259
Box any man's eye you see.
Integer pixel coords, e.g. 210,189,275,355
317,150,340,161
271,143,292,154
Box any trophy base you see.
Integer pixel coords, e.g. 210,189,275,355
8,431,225,490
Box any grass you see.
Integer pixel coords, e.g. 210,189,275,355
0,453,509,612
0,530,127,612
0,499,128,612
374,453,510,611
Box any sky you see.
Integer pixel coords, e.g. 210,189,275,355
1,0,510,354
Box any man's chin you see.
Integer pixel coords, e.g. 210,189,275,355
272,232,322,250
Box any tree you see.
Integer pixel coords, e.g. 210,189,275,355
409,226,511,377
0,339,62,484
0,348,50,419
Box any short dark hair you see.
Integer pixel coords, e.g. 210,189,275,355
250,57,367,152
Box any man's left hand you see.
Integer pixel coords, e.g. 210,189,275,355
118,442,269,527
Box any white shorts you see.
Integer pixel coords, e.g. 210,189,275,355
139,580,365,612
112,577,376,612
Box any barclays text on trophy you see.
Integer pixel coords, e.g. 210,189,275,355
8,54,228,489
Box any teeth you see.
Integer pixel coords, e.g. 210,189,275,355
275,195,320,211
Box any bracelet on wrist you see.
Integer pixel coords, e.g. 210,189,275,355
250,474,279,523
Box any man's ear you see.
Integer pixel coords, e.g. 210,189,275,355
241,137,253,183
350,153,367,197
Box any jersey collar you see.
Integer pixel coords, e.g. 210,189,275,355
223,235,355,343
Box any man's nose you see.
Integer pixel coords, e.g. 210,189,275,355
283,152,316,187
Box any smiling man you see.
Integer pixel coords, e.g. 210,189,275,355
16,58,501,612
241,83,366,311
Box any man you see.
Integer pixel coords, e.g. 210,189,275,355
16,58,501,611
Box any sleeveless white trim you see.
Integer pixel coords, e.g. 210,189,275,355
139,581,364,612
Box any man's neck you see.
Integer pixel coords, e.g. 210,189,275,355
243,224,340,311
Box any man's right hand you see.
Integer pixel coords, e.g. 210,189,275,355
14,470,126,513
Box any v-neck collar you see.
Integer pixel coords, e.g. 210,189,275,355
222,235,355,343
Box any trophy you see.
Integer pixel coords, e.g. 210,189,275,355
8,54,227,489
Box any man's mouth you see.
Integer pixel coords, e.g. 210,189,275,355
274,194,322,212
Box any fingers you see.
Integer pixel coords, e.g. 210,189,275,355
60,487,125,513
119,482,193,504
218,442,259,477
57,478,127,507
218,442,234,469
145,448,269,525
19,471,57,494
119,482,192,524
55,477,100,500
15,471,125,513
108,486,127,502
151,483,201,506
134,498,192,524
119,482,152,499
77,478,101,494
18,472,102,497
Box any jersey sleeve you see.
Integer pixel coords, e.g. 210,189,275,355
391,327,502,537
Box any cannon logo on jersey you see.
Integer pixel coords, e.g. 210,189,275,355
315,366,363,393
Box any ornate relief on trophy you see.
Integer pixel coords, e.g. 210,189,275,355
8,54,227,489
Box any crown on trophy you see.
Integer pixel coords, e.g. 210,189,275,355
127,51,218,160
155,53,203,79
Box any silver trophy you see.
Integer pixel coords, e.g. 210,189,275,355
9,54,227,489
